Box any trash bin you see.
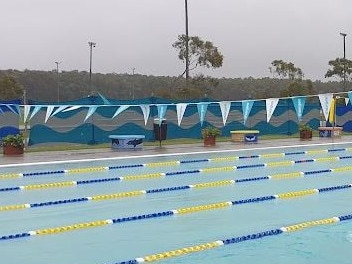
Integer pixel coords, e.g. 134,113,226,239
153,119,167,141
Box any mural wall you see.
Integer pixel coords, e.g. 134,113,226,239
1,95,351,145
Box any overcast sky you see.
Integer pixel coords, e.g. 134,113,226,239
1,0,351,81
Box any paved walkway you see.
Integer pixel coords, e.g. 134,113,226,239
1,136,352,167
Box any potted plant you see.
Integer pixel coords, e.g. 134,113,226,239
299,124,313,140
1,133,25,155
201,126,221,146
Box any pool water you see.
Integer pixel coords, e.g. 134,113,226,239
0,143,352,264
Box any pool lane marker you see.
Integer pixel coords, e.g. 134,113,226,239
115,215,350,264
0,147,349,180
1,158,352,193
0,183,351,239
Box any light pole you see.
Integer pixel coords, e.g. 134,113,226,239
185,0,189,86
54,61,61,102
88,41,96,95
340,32,347,92
132,67,135,100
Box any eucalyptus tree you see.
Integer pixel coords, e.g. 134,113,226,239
325,58,352,91
0,75,24,100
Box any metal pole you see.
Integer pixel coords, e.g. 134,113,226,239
132,67,135,100
185,0,189,86
340,33,347,92
88,41,96,95
55,61,61,102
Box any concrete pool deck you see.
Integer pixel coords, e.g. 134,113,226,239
1,135,352,166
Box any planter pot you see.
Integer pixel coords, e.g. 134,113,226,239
3,145,24,155
203,136,216,146
300,130,312,140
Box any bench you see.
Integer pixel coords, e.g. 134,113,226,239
230,130,260,143
318,127,343,138
109,135,145,150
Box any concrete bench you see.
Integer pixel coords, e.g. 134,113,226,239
230,130,260,143
109,135,145,150
318,127,342,138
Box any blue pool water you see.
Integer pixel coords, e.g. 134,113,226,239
0,143,352,263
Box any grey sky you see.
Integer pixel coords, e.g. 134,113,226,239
1,0,351,81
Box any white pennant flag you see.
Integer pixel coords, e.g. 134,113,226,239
63,105,82,112
112,105,130,119
265,98,279,123
45,106,55,123
29,106,42,121
345,97,349,106
318,93,333,121
218,101,231,126
51,105,69,117
140,104,150,126
23,105,31,123
84,106,98,122
176,103,188,126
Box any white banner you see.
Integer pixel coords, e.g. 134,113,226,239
176,103,188,126
140,104,150,126
218,101,231,126
265,98,279,123
318,93,333,121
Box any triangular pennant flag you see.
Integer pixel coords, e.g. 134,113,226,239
197,102,209,126
218,101,231,126
291,96,306,122
112,105,130,119
176,103,188,126
6,104,20,116
345,97,349,106
98,92,111,105
265,98,279,123
84,106,98,122
242,100,254,125
140,104,150,126
318,93,334,121
51,105,68,117
156,105,168,125
23,105,31,123
348,92,352,106
45,106,55,123
29,106,42,121
63,105,83,112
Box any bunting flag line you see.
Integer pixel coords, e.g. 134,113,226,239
265,98,279,123
176,103,188,126
218,101,231,126
51,105,69,117
23,105,31,123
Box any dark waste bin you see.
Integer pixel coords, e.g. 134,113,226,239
153,119,167,141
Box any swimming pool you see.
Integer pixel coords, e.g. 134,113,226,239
0,142,352,264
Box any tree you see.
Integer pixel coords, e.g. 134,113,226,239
325,58,352,91
173,35,224,76
0,75,24,100
269,60,303,80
